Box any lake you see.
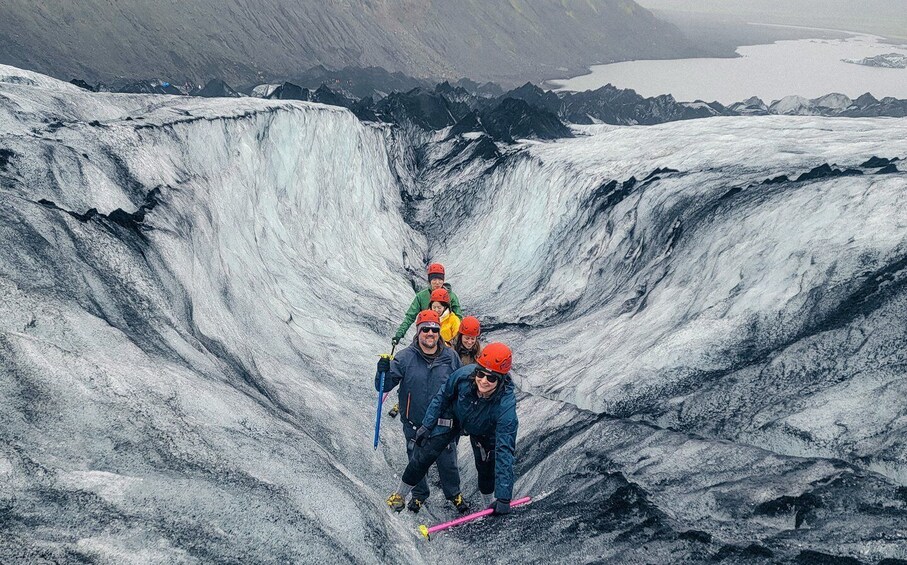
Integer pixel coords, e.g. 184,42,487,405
549,30,907,104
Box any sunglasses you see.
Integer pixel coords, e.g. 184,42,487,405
474,368,500,384
419,327,440,334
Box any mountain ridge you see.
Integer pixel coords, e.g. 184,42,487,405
0,0,699,87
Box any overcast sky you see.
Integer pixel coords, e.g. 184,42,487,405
634,0,907,39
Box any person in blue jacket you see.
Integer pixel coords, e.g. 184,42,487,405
385,342,518,516
376,309,468,513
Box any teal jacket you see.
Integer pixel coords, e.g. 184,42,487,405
422,364,518,501
394,283,462,341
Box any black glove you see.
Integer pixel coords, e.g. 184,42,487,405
377,356,391,374
391,336,400,347
489,499,511,515
414,426,429,447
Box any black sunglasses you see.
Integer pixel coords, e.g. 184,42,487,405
474,368,500,383
420,327,440,334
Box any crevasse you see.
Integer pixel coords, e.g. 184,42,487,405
3,65,907,562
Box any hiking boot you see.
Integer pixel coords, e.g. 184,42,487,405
407,497,424,513
450,493,470,514
386,492,405,512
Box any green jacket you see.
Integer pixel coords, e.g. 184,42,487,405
394,283,462,340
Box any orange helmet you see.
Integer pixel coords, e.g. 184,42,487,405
415,309,441,327
429,288,450,306
427,263,445,280
459,316,481,337
477,342,512,374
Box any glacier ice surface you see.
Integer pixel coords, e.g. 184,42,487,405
2,64,907,563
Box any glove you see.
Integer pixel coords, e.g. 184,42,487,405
489,499,511,515
414,426,429,447
391,336,400,347
377,356,391,374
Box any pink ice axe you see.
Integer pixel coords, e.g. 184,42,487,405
418,496,532,539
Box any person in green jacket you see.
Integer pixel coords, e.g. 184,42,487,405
392,263,462,346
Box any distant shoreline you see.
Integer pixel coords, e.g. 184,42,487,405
546,32,907,104
747,22,907,46
542,15,862,90
544,19,907,94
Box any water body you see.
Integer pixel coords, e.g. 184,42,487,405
550,29,907,104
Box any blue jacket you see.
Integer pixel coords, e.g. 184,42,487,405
375,338,461,426
422,364,519,501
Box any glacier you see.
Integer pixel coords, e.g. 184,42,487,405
1,64,907,563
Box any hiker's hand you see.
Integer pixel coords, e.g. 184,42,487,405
489,499,511,515
414,426,429,447
377,357,391,374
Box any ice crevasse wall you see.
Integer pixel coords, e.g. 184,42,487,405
440,117,907,484
0,65,430,562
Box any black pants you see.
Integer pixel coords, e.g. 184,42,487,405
402,423,461,500
403,432,495,497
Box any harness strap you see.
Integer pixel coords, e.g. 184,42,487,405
475,440,490,462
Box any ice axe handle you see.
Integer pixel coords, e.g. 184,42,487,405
373,343,396,449
418,496,532,539
373,369,385,450
374,353,393,450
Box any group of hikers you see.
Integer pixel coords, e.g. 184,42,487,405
375,263,518,516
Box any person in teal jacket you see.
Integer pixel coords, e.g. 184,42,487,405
393,263,462,346
385,343,518,516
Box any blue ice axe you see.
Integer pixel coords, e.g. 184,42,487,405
373,343,396,450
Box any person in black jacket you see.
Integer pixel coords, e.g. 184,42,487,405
376,309,467,513
385,342,518,516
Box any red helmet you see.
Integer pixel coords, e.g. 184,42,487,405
415,309,440,326
459,316,481,337
427,263,445,279
429,288,450,305
477,342,512,374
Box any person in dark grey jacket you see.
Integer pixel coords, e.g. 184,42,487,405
375,309,467,513
385,342,518,516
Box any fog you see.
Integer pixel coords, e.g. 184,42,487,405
635,0,907,39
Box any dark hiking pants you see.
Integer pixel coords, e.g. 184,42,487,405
402,423,461,500
468,435,496,496
403,431,494,497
